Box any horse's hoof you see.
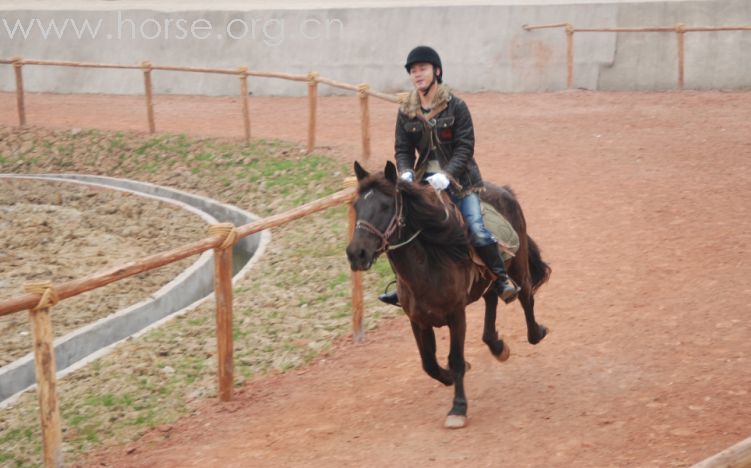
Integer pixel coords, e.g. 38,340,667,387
529,324,549,345
495,341,511,362
444,414,467,429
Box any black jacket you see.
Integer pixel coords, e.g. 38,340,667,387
394,85,483,197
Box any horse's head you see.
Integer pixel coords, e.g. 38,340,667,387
346,160,399,271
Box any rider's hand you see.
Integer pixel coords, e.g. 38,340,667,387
399,170,415,183
426,173,450,191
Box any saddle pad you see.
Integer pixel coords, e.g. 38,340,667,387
481,201,519,261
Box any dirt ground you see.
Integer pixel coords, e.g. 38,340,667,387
0,179,207,366
2,89,750,467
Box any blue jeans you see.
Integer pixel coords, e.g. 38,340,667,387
450,192,496,248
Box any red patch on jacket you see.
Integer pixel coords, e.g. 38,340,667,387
438,127,453,141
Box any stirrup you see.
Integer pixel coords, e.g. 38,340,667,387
498,278,520,304
378,280,401,307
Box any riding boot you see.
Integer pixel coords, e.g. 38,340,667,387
378,291,400,306
378,280,401,307
475,243,520,304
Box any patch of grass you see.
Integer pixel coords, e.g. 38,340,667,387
0,428,31,445
109,132,126,151
55,143,74,157
330,271,349,288
134,138,161,155
125,410,157,428
187,317,208,327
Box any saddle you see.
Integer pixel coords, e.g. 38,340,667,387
437,191,519,288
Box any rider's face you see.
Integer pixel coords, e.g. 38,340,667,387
409,62,438,92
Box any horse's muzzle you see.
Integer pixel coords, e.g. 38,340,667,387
346,243,375,271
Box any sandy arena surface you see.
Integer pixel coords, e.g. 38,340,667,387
1,89,749,466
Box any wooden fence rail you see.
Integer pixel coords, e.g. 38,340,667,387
522,23,751,89
1,56,404,160
0,184,357,467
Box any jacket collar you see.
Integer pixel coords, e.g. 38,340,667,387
400,83,451,119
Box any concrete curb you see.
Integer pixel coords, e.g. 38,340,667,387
0,174,270,406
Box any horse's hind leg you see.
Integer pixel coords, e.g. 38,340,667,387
481,290,510,361
519,289,548,345
409,320,453,386
445,311,468,429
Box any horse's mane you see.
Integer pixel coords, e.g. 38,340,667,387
358,173,470,266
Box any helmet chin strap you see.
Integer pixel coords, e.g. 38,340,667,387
421,74,437,97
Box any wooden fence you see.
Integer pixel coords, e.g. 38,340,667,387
0,56,402,161
0,181,362,467
522,23,751,90
0,56,408,467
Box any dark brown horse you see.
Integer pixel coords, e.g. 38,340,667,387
346,161,551,429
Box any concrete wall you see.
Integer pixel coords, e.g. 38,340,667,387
0,0,749,95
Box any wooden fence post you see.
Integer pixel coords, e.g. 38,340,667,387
307,71,319,154
239,67,251,143
24,282,63,468
12,57,26,127
357,83,371,162
208,224,236,401
676,23,686,89
565,24,575,89
345,177,364,342
142,61,156,134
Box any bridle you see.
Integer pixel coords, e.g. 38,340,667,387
354,190,421,254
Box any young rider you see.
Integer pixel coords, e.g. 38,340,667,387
379,45,520,306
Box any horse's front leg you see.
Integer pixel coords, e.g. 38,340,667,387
444,310,468,429
409,320,453,386
481,289,510,361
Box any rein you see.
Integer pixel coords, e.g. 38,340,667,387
355,191,422,253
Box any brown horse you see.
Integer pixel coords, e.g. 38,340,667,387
346,161,551,429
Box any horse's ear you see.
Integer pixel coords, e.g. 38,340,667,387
384,161,397,184
354,161,369,181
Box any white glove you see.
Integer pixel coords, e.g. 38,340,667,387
426,173,450,191
399,170,415,182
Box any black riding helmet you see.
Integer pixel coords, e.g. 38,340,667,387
404,46,443,84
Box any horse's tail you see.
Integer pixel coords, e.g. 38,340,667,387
481,182,550,294
526,235,551,293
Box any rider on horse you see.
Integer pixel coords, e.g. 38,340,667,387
379,45,520,306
